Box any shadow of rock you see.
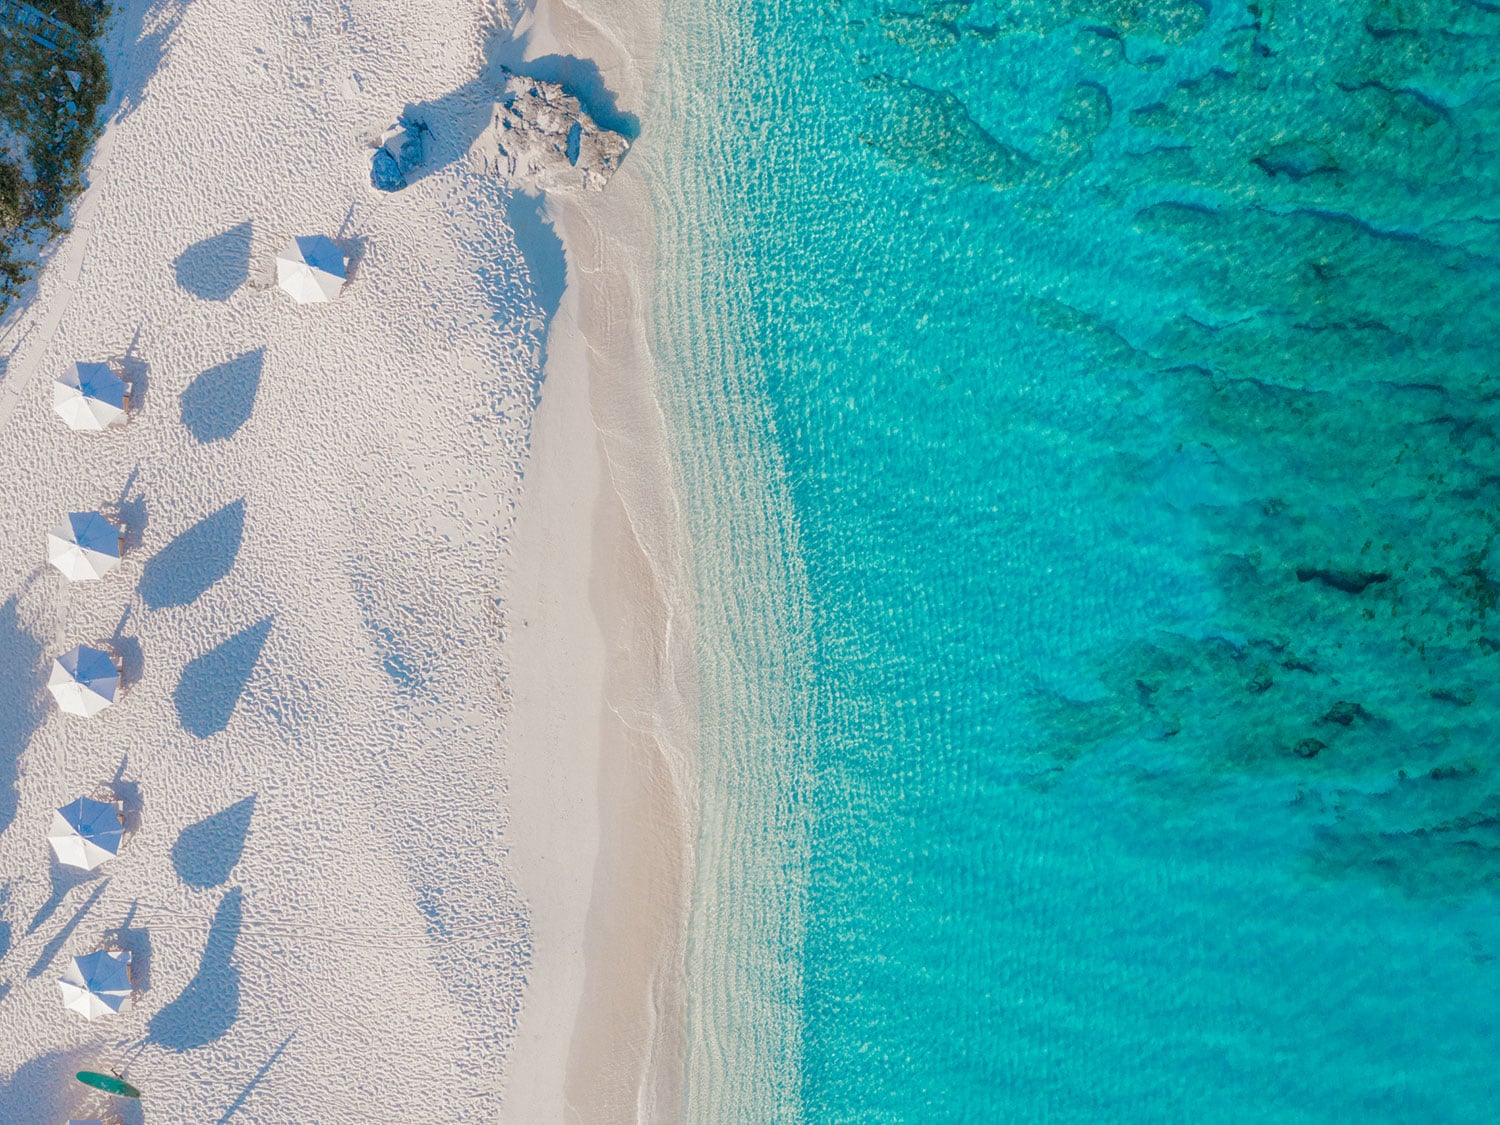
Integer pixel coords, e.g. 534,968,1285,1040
174,221,252,301
172,796,255,888
139,499,245,610
398,75,495,188
149,888,242,1052
0,1048,88,1121
491,50,640,140
399,38,637,191
0,597,44,839
174,619,273,738
507,192,566,327
180,349,263,443
27,878,109,979
350,567,429,695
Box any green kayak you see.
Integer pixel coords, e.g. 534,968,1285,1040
75,1071,142,1098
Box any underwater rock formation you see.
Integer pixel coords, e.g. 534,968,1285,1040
474,70,628,194
950,0,1500,898
857,73,1111,189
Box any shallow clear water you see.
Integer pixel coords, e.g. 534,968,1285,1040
651,1,1500,1120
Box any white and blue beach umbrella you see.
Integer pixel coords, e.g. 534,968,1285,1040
47,512,124,581
54,362,129,431
276,235,347,304
48,796,125,871
57,949,133,1020
47,645,122,718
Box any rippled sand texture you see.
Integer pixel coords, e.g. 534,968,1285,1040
0,0,548,1117
657,0,1500,1120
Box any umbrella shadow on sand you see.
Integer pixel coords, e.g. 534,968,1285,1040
25,861,104,941
27,879,110,979
172,796,255,889
180,349,263,444
149,888,243,1052
111,607,146,691
102,901,153,996
111,466,149,553
139,499,246,610
110,754,147,835
175,220,253,301
118,333,150,418
0,1048,89,1121
0,597,44,839
216,1031,295,1123
174,618,273,738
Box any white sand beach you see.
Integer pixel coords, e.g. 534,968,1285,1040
502,0,709,1114
0,0,690,1119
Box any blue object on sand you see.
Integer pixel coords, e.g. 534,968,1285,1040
370,117,426,192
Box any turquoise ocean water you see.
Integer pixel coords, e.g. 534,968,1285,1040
648,1,1500,1120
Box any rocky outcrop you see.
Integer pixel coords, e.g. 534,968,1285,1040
473,70,628,194
1294,566,1391,595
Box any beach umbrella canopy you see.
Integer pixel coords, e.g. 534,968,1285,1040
54,362,128,431
276,235,346,304
48,797,125,871
48,645,121,718
47,512,124,581
58,950,133,1020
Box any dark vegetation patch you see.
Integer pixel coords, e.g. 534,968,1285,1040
0,1,111,307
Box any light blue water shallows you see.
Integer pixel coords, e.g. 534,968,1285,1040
650,0,1500,1120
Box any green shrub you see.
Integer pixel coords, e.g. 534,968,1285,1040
0,2,111,312
38,0,108,38
0,159,21,229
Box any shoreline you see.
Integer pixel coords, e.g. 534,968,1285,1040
498,0,699,1118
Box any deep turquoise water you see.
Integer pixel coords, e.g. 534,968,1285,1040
652,1,1500,1120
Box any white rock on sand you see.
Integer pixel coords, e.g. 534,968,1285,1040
474,69,629,194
